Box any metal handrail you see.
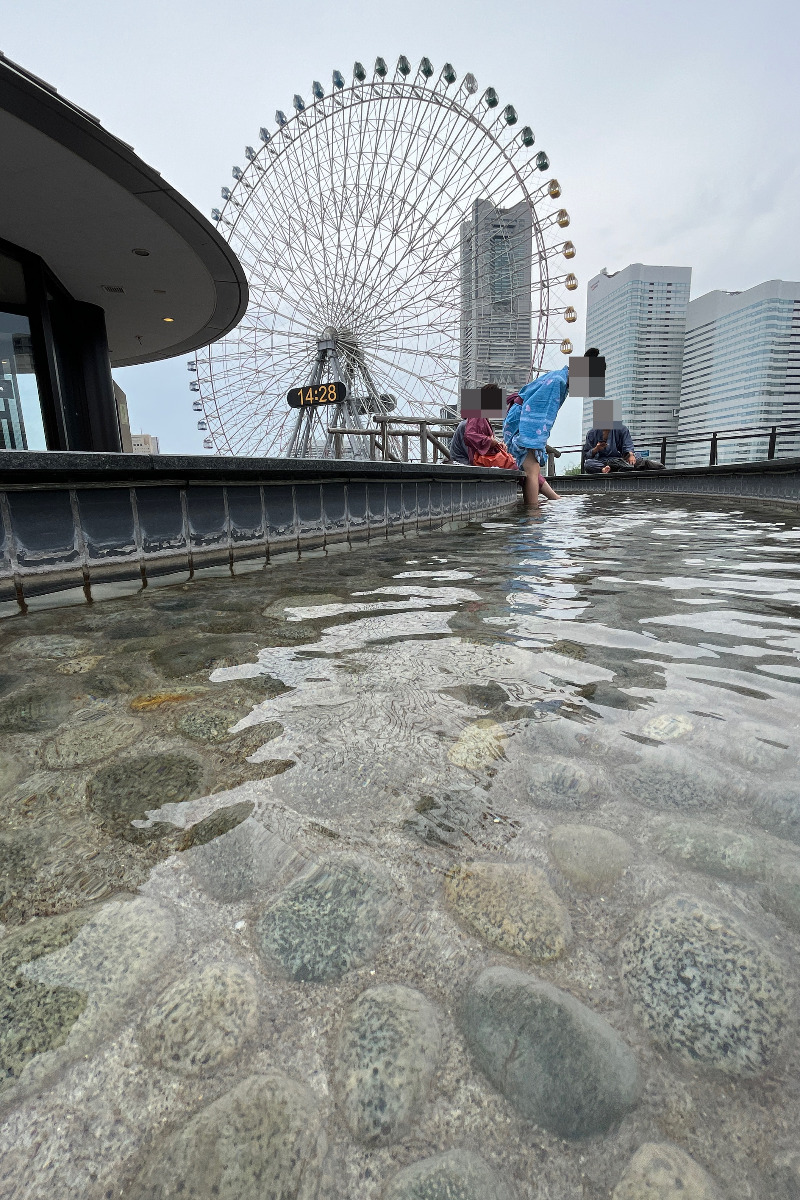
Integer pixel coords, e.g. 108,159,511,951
553,422,800,473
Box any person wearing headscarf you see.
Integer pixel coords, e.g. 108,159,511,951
463,416,499,464
503,366,569,505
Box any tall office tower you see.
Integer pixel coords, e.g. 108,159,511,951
460,198,532,393
584,264,691,463
677,281,800,466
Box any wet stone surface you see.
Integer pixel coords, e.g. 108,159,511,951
443,860,572,960
460,966,641,1138
139,964,259,1075
88,752,204,827
382,1150,516,1200
612,1142,724,1200
334,983,440,1145
621,895,789,1075
1,498,799,1200
130,1073,326,1200
548,823,633,892
255,857,393,982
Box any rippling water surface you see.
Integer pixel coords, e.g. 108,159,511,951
1,494,799,1199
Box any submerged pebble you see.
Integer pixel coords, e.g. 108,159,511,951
334,983,440,1145
41,711,140,769
649,817,767,882
382,1149,515,1200
139,964,259,1075
548,824,632,892
620,894,788,1075
526,758,600,810
255,857,393,982
460,965,640,1138
443,861,571,960
130,1072,325,1199
0,909,95,1089
612,1142,724,1199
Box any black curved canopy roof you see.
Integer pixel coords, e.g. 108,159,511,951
0,52,248,367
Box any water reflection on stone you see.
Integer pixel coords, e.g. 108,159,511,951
0,495,799,1199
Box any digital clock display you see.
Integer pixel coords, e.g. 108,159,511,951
287,381,347,408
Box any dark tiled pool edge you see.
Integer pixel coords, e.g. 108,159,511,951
554,457,800,508
0,456,521,612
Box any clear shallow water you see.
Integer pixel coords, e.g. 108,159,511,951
0,494,799,1199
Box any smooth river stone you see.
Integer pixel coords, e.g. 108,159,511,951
526,758,600,811
131,1073,326,1200
447,719,506,770
334,984,440,1145
460,966,640,1138
382,1149,516,1200
139,964,259,1075
443,861,571,961
649,817,766,882
41,711,140,769
0,909,95,1090
620,895,788,1076
88,752,204,823
255,857,393,982
612,1142,724,1200
761,856,800,932
548,824,633,892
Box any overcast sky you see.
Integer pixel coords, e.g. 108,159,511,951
5,0,799,454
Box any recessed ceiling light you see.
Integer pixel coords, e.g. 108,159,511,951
163,317,174,322
132,248,150,257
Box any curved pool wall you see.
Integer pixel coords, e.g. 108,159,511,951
0,452,522,612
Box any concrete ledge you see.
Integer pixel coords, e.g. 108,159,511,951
554,457,800,508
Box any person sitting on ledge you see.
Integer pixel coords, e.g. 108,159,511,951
583,425,665,473
448,418,471,465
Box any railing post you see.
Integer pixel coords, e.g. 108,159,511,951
547,450,555,478
709,433,718,467
419,422,428,463
369,431,378,461
768,426,777,459
382,427,390,461
402,433,408,462
660,437,667,463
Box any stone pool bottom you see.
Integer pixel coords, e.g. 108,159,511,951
0,493,798,1199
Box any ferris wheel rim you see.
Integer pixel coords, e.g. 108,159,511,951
194,58,576,457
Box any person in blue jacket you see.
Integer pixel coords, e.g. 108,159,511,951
503,366,568,506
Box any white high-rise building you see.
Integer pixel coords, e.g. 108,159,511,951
584,264,691,462
677,281,800,466
460,198,532,392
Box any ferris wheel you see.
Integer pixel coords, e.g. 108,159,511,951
191,56,578,457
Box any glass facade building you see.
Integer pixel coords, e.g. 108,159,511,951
584,264,691,464
677,281,800,466
460,199,532,392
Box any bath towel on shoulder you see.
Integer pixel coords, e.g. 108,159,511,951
503,367,569,470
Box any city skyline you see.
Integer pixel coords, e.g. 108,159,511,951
4,0,797,455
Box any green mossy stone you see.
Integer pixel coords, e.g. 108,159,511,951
620,895,788,1076
88,752,203,824
150,637,256,679
255,858,392,983
334,984,440,1145
130,1073,325,1200
0,687,72,733
382,1150,516,1200
460,966,640,1138
0,909,96,1089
